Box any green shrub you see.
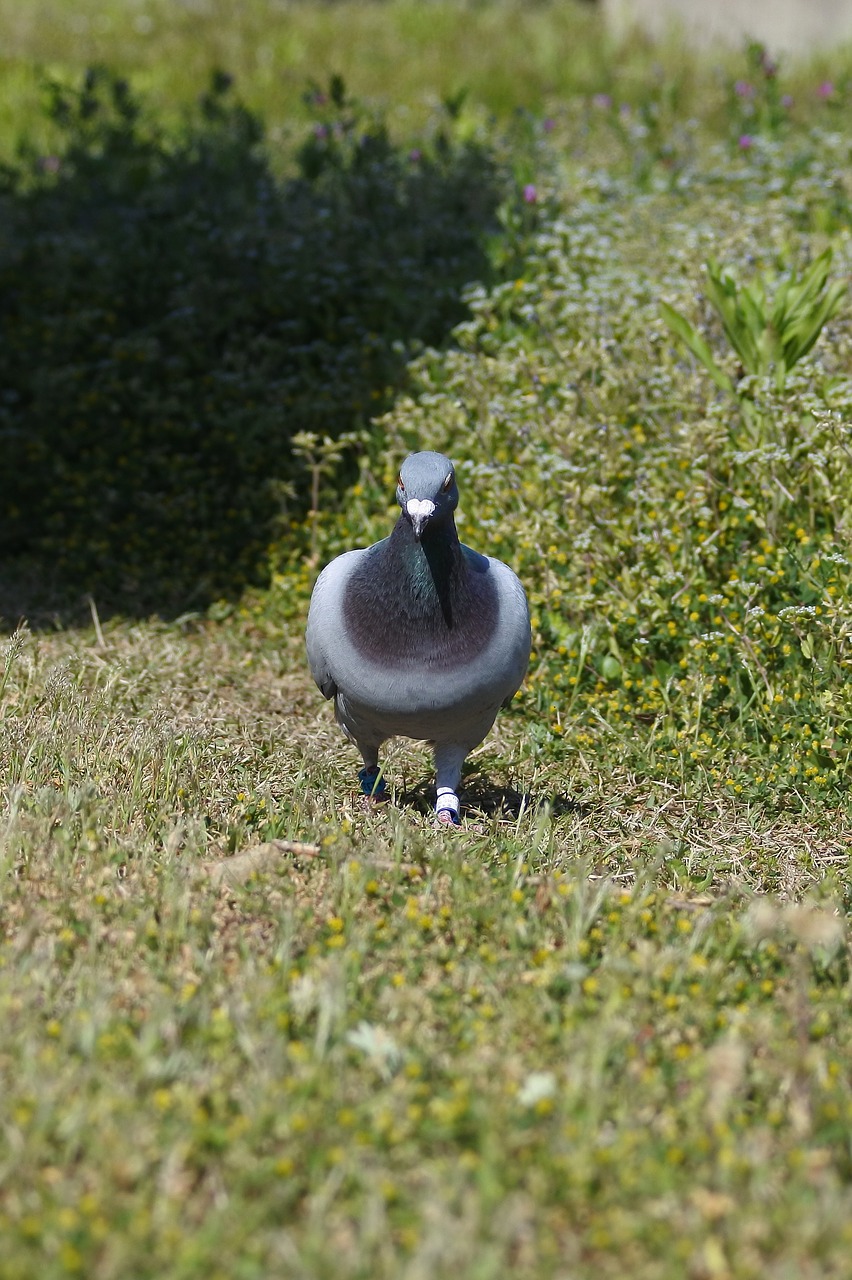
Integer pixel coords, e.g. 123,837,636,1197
0,69,502,614
273,73,852,808
661,249,847,396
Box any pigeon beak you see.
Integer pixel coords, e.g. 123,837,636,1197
406,498,436,540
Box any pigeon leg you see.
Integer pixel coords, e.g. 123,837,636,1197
357,744,386,798
434,743,467,826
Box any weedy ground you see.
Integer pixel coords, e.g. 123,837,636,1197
3,3,852,1278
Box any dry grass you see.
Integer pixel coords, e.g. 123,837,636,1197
2,617,851,1277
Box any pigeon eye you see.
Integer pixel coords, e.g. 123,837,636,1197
442,472,453,491
398,474,405,492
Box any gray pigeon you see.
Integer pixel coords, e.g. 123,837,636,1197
305,451,531,825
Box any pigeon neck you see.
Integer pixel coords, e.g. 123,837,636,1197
341,509,499,665
391,513,464,626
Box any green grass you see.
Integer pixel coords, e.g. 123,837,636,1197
1,0,850,153
2,620,852,1278
3,3,852,1277
0,0,610,156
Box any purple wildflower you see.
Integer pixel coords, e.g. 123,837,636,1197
738,134,754,150
523,183,538,205
313,123,328,140
543,117,555,133
592,93,612,109
734,80,754,98
781,93,793,109
408,148,422,163
817,81,835,99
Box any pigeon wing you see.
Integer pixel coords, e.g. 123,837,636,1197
305,549,367,700
305,562,339,699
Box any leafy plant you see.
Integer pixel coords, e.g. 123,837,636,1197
0,69,503,616
661,249,846,395
726,40,790,143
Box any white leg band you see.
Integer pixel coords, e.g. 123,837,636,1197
436,788,459,816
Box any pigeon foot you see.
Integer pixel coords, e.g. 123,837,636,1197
358,793,389,813
358,766,387,798
435,785,460,826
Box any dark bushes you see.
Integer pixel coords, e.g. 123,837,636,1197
0,70,502,615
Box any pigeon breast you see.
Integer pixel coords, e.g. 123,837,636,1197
342,516,500,672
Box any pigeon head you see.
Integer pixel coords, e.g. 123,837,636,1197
396,451,459,540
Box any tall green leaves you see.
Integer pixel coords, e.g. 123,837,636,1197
661,249,846,396
659,297,734,393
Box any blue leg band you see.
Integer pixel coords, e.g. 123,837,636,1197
358,766,386,797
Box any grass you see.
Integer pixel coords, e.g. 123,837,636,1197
3,619,852,1278
1,0,850,154
3,3,852,1277
0,0,611,159
0,0,662,144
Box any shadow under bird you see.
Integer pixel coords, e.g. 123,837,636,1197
306,451,531,825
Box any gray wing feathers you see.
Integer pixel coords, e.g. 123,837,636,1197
492,559,532,704
306,549,367,700
305,563,339,699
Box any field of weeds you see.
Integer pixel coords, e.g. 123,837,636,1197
3,3,852,1277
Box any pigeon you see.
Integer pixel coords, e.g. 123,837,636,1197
305,451,531,825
